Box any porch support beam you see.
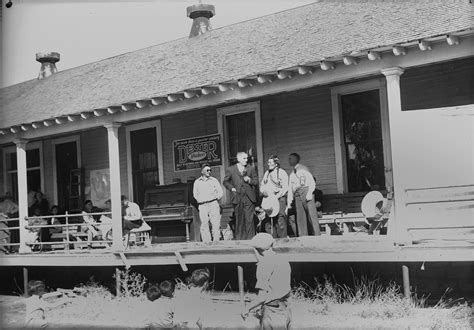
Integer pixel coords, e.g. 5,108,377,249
105,122,123,251
381,67,407,245
14,139,30,253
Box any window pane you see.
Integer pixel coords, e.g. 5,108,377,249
341,90,385,192
226,112,257,165
26,149,40,168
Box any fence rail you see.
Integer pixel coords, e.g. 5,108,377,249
1,211,113,253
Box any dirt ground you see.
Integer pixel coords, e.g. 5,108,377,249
1,294,472,329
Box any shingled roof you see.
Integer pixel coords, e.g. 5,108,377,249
1,0,472,129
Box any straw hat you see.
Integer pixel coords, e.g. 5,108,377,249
261,194,280,218
361,191,387,218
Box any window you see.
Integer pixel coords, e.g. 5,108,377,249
3,142,43,199
331,80,392,194
126,120,164,207
217,102,263,202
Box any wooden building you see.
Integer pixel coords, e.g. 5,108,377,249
0,1,473,289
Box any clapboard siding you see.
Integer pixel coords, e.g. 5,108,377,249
401,57,474,110
261,86,337,194
161,108,219,185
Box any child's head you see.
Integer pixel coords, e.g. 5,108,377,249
158,280,175,298
146,284,161,301
28,280,46,297
189,268,210,289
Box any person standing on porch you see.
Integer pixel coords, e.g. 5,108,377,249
260,155,289,238
223,151,258,240
287,153,321,236
193,163,224,243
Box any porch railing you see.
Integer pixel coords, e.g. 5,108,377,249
0,212,114,253
0,216,21,252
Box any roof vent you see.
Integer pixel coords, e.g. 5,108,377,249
186,3,215,38
36,52,60,80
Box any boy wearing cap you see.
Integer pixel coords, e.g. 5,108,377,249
242,233,292,329
193,164,224,242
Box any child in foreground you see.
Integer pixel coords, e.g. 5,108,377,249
145,280,175,329
23,280,70,328
174,268,213,329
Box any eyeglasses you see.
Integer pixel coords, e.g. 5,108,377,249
204,169,211,172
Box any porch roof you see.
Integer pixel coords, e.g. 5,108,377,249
0,0,472,131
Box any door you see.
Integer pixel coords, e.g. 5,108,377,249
340,90,386,192
130,127,159,207
55,141,78,211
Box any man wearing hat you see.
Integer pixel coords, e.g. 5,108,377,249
193,163,224,242
242,233,292,329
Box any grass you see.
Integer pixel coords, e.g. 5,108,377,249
2,271,472,329
290,274,473,328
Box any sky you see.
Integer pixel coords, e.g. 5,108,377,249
1,0,315,87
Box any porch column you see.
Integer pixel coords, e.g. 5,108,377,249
14,139,30,253
105,123,123,250
381,67,408,244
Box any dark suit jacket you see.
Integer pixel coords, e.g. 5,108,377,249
223,164,258,204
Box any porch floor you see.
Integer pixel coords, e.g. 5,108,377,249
1,235,473,267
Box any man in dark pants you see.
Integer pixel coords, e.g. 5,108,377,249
223,151,258,240
241,233,292,329
287,153,320,236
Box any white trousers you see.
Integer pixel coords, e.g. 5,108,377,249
198,200,221,242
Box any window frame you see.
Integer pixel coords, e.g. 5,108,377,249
125,120,164,201
51,135,81,205
331,79,393,194
217,101,263,203
2,141,44,196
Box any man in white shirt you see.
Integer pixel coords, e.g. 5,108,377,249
287,153,321,236
193,163,224,242
121,195,143,233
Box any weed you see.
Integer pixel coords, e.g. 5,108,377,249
113,269,147,299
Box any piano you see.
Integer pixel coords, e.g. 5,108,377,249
142,182,200,243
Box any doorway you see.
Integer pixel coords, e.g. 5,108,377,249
54,140,79,211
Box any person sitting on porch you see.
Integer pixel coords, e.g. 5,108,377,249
121,195,145,233
49,205,63,235
81,200,103,245
26,207,49,251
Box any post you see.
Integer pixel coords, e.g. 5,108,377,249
105,123,123,250
23,267,28,296
115,267,121,297
402,264,410,299
14,139,30,253
381,67,406,244
237,265,244,307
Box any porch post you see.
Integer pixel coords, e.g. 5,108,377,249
381,67,408,244
14,139,30,253
105,123,123,250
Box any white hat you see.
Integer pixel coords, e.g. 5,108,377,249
249,233,275,250
361,191,387,218
261,194,280,218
